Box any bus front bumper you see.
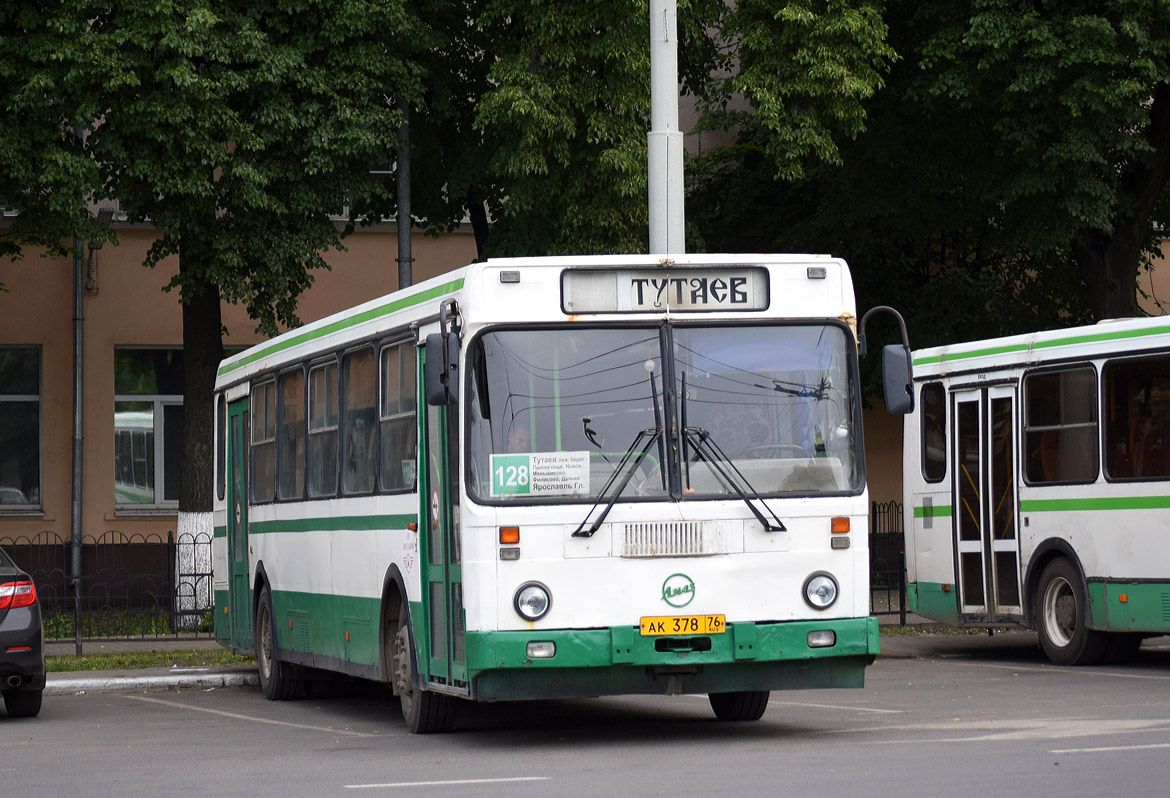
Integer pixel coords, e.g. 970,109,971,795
464,616,878,701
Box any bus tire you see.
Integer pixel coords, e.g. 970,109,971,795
393,616,456,733
1034,558,1107,666
708,690,769,721
256,585,301,700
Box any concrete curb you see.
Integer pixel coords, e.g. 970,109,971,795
46,668,259,695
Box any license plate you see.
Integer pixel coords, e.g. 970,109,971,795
639,614,726,636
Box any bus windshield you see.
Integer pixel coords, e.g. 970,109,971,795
466,323,861,503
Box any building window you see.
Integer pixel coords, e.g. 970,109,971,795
1104,355,1170,481
114,348,183,508
251,380,276,503
380,341,417,492
1023,366,1098,485
278,369,306,500
920,382,946,483
308,360,339,498
0,347,41,509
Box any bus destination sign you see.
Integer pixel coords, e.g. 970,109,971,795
562,267,769,313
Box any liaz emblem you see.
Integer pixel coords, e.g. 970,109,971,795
661,573,695,608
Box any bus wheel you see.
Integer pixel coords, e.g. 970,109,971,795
708,690,769,722
392,619,456,733
1035,559,1107,666
255,585,300,700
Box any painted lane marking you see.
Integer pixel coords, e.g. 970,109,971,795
1051,742,1170,754
864,718,1170,745
345,777,549,790
121,694,380,737
679,694,903,714
956,662,1170,682
769,700,904,715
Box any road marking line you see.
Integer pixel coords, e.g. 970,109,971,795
121,694,380,737
678,694,902,714
345,777,549,790
952,662,1170,681
770,701,903,714
1051,742,1170,754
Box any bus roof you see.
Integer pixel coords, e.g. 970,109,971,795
214,253,853,390
912,315,1170,378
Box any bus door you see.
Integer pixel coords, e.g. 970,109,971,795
420,360,468,694
952,386,1023,621
226,397,253,651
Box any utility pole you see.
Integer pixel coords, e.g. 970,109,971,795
648,0,684,255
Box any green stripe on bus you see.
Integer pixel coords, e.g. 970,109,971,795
913,322,1170,366
217,278,464,377
913,504,952,518
249,514,417,534
214,525,226,539
1020,496,1170,512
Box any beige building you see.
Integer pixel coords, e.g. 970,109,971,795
2,223,1167,541
0,220,477,543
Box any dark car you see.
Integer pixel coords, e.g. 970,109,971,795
0,545,45,717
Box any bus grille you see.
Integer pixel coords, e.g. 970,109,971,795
622,522,720,557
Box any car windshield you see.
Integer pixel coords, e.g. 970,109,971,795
466,323,860,503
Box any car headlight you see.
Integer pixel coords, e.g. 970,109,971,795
803,572,838,610
514,582,551,621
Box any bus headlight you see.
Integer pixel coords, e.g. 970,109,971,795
803,572,838,610
514,582,552,621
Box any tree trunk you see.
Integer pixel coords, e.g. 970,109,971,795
1072,230,1141,321
467,192,489,262
178,270,224,515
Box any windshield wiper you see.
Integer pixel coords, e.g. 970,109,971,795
684,427,787,532
571,426,662,538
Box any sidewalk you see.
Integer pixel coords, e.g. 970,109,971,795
44,637,260,695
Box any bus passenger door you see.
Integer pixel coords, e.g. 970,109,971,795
227,398,253,651
420,359,468,695
952,387,1023,622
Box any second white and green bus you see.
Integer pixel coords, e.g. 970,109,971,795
213,253,909,731
904,316,1170,664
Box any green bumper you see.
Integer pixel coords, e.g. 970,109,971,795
465,616,878,701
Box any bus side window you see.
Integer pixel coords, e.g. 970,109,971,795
278,368,306,500
342,348,377,495
1104,355,1170,480
921,382,946,482
1023,367,1098,484
251,380,276,503
379,341,418,492
308,360,339,497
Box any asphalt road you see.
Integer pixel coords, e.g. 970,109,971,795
4,632,1169,798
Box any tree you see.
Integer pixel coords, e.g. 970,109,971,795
0,4,107,274
53,0,425,530
691,1,1170,337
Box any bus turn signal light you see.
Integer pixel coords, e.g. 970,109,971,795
831,517,850,534
500,526,520,545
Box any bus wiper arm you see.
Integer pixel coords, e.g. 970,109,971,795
685,427,787,532
571,427,661,538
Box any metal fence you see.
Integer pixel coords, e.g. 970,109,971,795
869,499,907,624
0,529,214,649
1,507,906,651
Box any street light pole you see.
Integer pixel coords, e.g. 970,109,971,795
648,0,684,255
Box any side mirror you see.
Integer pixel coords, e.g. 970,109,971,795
424,332,459,406
858,305,914,416
882,344,914,415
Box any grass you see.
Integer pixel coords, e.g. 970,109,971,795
47,648,256,673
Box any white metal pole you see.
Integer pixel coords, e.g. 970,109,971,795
648,0,684,254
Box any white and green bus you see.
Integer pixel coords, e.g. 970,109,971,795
212,254,911,732
903,316,1170,665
